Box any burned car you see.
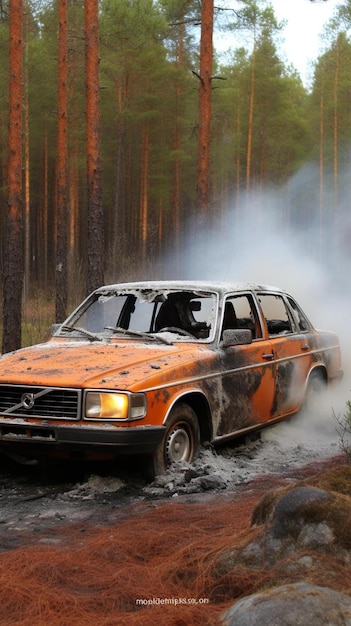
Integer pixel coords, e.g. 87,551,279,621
0,282,343,475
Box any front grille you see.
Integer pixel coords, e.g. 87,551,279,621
0,385,81,420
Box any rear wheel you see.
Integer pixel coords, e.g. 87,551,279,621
302,371,327,413
149,403,200,477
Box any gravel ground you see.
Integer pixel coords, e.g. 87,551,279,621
0,386,346,552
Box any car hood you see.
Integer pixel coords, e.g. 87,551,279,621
0,338,211,390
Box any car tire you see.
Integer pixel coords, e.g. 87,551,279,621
149,403,200,477
302,370,327,413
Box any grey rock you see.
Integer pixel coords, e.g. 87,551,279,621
270,486,332,539
221,583,351,626
214,484,351,576
299,521,334,548
193,474,227,490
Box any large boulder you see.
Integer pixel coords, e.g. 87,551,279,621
221,583,351,626
216,469,351,624
215,484,351,576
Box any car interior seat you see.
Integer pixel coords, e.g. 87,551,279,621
221,302,238,337
155,301,183,331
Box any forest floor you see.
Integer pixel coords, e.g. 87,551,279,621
0,399,343,542
0,403,349,625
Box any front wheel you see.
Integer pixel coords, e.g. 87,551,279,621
150,403,200,477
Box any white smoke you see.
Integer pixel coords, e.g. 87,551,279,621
160,161,351,455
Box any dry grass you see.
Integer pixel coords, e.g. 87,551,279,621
21,292,55,347
0,290,86,348
0,495,256,626
0,292,55,349
0,458,350,625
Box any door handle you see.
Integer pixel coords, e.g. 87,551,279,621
262,352,274,360
300,344,309,351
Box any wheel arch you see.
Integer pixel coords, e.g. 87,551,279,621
307,364,328,386
164,391,212,444
301,365,328,413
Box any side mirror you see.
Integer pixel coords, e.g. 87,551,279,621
222,328,252,348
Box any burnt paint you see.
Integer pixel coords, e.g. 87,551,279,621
202,345,276,437
273,360,295,415
215,368,264,436
0,319,342,446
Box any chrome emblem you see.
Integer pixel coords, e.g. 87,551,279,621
21,392,35,410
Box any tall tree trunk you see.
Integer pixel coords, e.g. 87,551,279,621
85,0,104,294
112,78,127,271
171,20,185,265
319,91,324,250
69,140,79,253
333,36,339,215
236,105,241,211
196,0,213,217
55,0,68,323
23,4,30,300
158,200,163,262
246,46,256,194
140,121,149,265
2,0,23,353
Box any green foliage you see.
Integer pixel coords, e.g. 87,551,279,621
212,27,310,196
345,401,351,427
310,32,351,161
335,401,351,462
1,0,351,310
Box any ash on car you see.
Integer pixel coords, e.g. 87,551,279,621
0,281,343,476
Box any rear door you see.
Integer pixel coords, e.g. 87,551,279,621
256,292,313,417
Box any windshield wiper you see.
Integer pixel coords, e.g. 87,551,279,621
104,326,173,345
60,325,103,342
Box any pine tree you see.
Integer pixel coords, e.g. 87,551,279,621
85,0,104,293
2,0,23,353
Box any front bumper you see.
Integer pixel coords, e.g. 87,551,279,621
0,420,165,460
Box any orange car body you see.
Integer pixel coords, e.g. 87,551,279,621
0,282,343,468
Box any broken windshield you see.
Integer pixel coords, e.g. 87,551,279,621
61,289,217,342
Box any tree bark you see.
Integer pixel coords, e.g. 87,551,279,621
55,0,68,323
2,0,23,354
319,91,324,249
112,78,127,270
23,6,30,300
196,0,213,217
246,46,256,194
236,104,241,210
333,36,339,214
140,121,149,264
171,20,185,263
85,0,104,294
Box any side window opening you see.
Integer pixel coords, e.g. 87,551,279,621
221,295,262,340
287,296,310,332
258,294,294,336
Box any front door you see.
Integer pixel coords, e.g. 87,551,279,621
215,293,276,438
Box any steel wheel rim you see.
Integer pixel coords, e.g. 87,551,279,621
166,426,191,464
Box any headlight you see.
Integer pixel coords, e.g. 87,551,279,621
85,391,147,420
